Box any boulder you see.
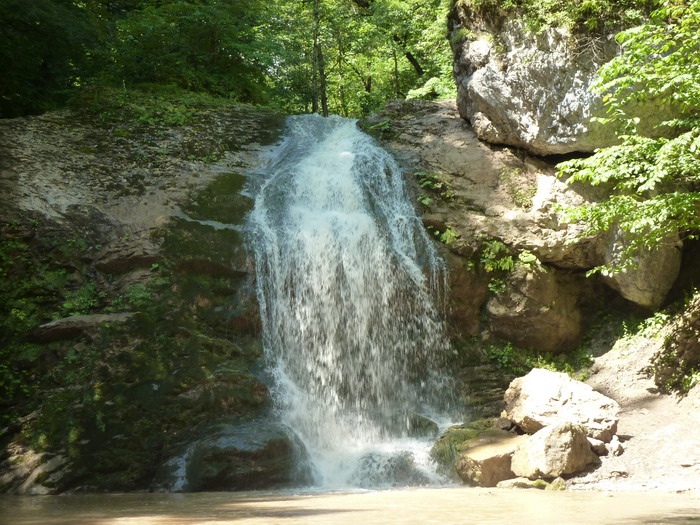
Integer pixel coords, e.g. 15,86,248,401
448,7,676,155
29,312,134,343
504,368,620,442
486,266,583,352
352,451,430,487
602,228,682,309
153,421,310,492
454,429,528,487
511,422,599,479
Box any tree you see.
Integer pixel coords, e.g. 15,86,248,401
110,0,271,102
558,0,700,274
0,0,105,117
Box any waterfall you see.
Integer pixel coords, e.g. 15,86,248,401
248,114,453,488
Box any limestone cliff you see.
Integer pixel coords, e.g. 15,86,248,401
447,1,675,155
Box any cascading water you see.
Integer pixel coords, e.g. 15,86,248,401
249,114,455,488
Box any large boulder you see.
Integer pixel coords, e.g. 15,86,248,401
504,368,620,442
486,266,583,352
448,6,675,155
154,421,310,492
454,429,527,487
602,228,682,309
511,422,600,479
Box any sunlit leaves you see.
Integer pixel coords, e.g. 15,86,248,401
559,0,700,274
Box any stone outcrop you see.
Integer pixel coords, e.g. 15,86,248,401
602,228,682,309
29,313,135,343
448,4,676,156
504,368,620,442
0,106,287,494
455,429,528,487
486,266,583,352
511,422,600,479
155,422,310,492
365,99,682,345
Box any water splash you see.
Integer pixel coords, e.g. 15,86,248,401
249,114,453,488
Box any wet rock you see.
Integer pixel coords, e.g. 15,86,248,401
496,477,547,489
511,422,599,479
504,368,620,442
154,421,310,492
176,259,248,279
454,428,527,487
405,414,440,439
486,266,583,352
353,451,430,487
431,424,484,476
29,312,135,343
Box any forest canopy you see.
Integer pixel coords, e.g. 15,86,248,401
0,0,454,118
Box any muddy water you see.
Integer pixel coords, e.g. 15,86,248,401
2,488,699,524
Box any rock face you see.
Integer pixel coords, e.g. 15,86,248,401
504,368,620,442
155,422,310,492
486,266,582,352
0,106,288,494
602,228,682,309
0,446,72,495
511,423,599,479
365,99,681,346
448,4,675,156
455,429,527,487
30,313,135,343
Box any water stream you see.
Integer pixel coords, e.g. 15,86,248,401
248,115,455,488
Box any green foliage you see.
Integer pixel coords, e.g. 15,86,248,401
558,0,700,274
0,0,106,117
1,0,457,120
480,240,515,273
63,282,101,316
75,86,229,127
406,77,456,101
440,228,460,245
416,171,456,204
487,341,593,379
463,0,658,33
110,1,270,102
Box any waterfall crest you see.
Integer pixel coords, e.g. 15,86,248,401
249,114,453,487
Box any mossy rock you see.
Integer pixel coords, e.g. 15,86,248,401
431,418,500,477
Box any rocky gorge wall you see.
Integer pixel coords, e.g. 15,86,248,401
0,105,315,493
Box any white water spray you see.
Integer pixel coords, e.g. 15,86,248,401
249,115,453,488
